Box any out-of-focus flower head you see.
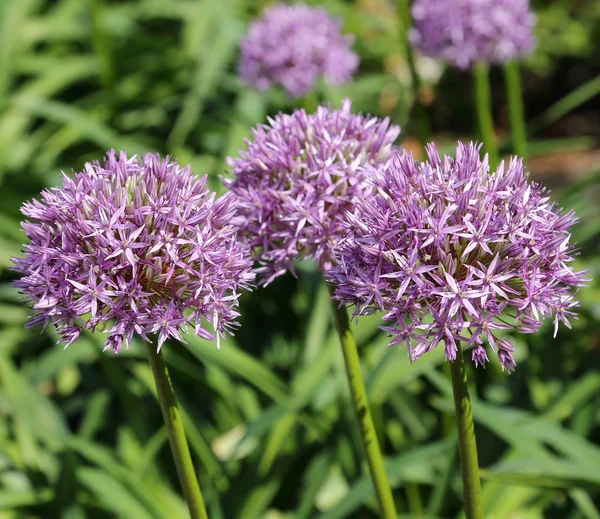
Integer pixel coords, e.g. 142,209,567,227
224,99,400,285
329,142,587,372
410,0,536,69
238,2,359,97
13,151,255,352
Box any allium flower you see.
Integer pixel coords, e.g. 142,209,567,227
329,142,587,372
410,0,536,69
238,3,359,97
13,151,255,352
224,99,400,285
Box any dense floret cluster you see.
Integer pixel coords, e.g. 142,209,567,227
329,143,586,372
238,2,359,96
225,100,400,284
13,151,255,352
410,0,535,69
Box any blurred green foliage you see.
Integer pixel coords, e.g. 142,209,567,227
0,0,599,518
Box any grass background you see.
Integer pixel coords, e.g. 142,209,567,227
0,0,599,518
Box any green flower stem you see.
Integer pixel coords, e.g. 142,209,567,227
146,342,209,519
504,60,528,159
448,342,483,519
327,285,398,519
473,62,499,168
399,0,430,146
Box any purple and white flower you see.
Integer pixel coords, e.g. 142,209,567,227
13,151,255,352
410,0,536,69
224,99,400,285
329,142,587,372
238,3,359,97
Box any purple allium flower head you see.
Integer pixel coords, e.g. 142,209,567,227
13,151,255,352
328,142,587,372
224,99,400,285
238,3,359,97
410,0,536,69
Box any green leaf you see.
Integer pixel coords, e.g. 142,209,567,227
296,451,334,519
183,335,289,402
69,437,173,519
0,488,54,509
569,489,600,519
11,97,148,155
528,74,600,134
541,372,600,421
0,352,70,452
482,459,600,489
316,439,455,519
77,468,156,519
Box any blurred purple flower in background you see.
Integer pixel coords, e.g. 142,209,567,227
13,151,255,352
410,0,536,69
224,99,400,285
238,2,359,97
329,142,587,372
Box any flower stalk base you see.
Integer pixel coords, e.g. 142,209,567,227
327,285,398,519
146,342,209,519
473,62,499,168
504,60,528,159
449,342,483,519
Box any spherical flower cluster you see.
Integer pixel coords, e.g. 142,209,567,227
410,0,536,69
224,100,400,285
13,151,255,352
329,143,587,372
238,3,359,97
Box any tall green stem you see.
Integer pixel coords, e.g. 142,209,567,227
473,62,499,168
448,342,483,519
327,285,398,519
399,0,430,146
146,343,209,519
504,60,528,159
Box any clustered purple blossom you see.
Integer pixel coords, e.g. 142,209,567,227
410,0,536,69
13,151,255,352
224,100,400,285
238,3,359,97
329,142,586,372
